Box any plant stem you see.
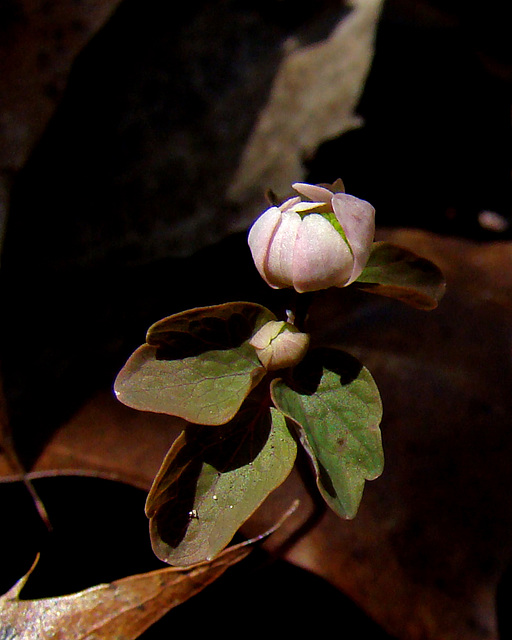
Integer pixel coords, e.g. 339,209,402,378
286,292,313,333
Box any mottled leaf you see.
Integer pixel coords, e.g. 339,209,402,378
0,541,250,640
355,241,446,310
114,302,275,425
146,386,297,566
271,348,383,519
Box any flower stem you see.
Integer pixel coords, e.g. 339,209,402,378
286,292,313,333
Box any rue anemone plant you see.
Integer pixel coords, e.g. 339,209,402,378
114,179,445,567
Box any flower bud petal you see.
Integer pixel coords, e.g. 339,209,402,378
247,206,282,286
263,210,301,288
292,182,336,203
332,193,375,284
249,320,286,349
249,320,310,371
292,213,353,293
279,196,302,212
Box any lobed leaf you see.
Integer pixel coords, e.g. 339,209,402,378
114,302,276,425
271,348,383,519
354,241,446,310
145,387,297,566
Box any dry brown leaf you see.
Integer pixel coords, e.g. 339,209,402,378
31,390,186,491
0,0,123,174
226,0,384,229
0,540,252,640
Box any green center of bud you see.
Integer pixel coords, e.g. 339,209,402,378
294,201,352,256
321,211,352,254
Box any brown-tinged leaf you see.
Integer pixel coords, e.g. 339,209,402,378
0,541,251,640
146,403,297,567
354,241,446,310
114,302,274,425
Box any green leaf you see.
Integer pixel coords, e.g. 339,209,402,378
354,241,446,310
145,387,297,566
114,302,276,425
270,348,383,519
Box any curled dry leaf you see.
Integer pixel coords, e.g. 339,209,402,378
0,501,298,640
0,543,249,640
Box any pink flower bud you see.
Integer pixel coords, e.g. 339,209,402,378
249,320,310,371
248,181,375,293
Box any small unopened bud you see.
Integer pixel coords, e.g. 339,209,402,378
249,320,310,371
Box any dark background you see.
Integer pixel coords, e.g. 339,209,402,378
0,1,510,637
